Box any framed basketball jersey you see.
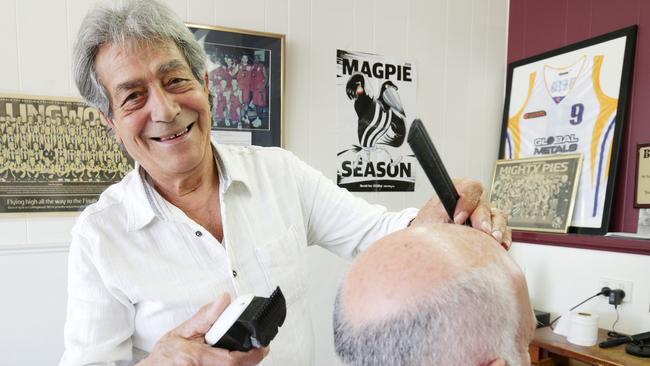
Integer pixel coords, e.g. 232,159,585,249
499,26,637,235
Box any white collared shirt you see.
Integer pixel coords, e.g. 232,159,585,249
60,142,418,366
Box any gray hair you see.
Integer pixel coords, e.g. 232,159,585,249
333,263,528,366
72,0,207,118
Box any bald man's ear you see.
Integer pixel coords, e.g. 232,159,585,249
486,358,506,366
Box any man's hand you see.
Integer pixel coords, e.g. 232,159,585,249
410,178,512,250
139,293,269,366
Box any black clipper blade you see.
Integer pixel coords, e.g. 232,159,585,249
215,287,287,351
247,287,287,348
407,119,461,223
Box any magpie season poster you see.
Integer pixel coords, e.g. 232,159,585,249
336,49,417,192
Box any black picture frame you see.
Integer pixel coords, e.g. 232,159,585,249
187,23,284,147
498,25,637,235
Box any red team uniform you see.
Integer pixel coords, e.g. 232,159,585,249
210,66,230,88
229,91,243,122
251,62,268,107
208,55,269,128
236,63,253,105
214,85,229,121
227,64,237,86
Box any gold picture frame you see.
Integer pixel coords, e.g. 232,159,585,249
187,23,285,147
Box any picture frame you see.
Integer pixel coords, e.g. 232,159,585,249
489,154,582,233
635,143,650,208
0,93,133,213
187,23,285,147
498,26,637,235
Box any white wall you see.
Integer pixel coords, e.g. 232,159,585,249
511,243,650,335
0,0,510,365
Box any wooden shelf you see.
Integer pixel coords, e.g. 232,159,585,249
530,327,647,366
512,231,650,255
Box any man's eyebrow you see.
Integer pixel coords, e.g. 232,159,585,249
158,59,188,75
115,80,144,97
112,59,189,100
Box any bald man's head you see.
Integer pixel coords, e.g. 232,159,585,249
334,224,535,366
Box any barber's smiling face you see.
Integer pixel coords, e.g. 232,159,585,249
95,41,212,178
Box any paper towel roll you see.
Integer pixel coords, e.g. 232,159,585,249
567,312,599,346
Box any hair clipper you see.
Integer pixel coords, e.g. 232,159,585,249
205,287,287,352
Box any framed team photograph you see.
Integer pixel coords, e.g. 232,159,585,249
0,93,133,213
489,154,582,233
187,23,285,147
498,25,637,235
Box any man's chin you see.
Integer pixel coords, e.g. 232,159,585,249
138,154,203,178
163,157,204,174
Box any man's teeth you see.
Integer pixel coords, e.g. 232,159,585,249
158,127,189,141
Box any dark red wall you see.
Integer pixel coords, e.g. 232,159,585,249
508,0,650,232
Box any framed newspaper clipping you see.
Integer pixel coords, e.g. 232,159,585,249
498,26,637,235
0,93,133,213
489,154,582,233
187,23,284,147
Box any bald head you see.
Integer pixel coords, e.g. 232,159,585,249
334,224,534,366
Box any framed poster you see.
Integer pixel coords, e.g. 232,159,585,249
489,154,582,233
498,26,637,235
188,23,284,147
0,93,133,213
635,143,650,208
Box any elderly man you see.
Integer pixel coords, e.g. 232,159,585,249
61,0,510,365
334,224,536,366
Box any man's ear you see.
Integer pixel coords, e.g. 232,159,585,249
99,111,122,145
486,358,506,366
203,72,209,93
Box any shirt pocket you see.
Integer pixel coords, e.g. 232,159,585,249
253,224,305,304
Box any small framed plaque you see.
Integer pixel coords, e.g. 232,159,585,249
635,143,650,208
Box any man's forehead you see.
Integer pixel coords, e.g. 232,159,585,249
96,40,190,88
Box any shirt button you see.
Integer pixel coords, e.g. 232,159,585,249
195,231,202,237
232,270,238,277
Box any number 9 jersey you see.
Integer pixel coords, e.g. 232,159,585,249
504,55,618,228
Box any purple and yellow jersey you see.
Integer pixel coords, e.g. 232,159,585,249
505,55,617,228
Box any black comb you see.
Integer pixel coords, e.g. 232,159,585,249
407,119,462,222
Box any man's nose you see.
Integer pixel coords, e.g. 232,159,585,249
148,85,180,123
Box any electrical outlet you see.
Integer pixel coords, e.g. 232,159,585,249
599,277,633,303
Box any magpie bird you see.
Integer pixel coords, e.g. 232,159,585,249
345,73,406,150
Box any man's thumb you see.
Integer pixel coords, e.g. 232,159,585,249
177,293,232,338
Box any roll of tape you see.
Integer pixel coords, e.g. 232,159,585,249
567,311,599,346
